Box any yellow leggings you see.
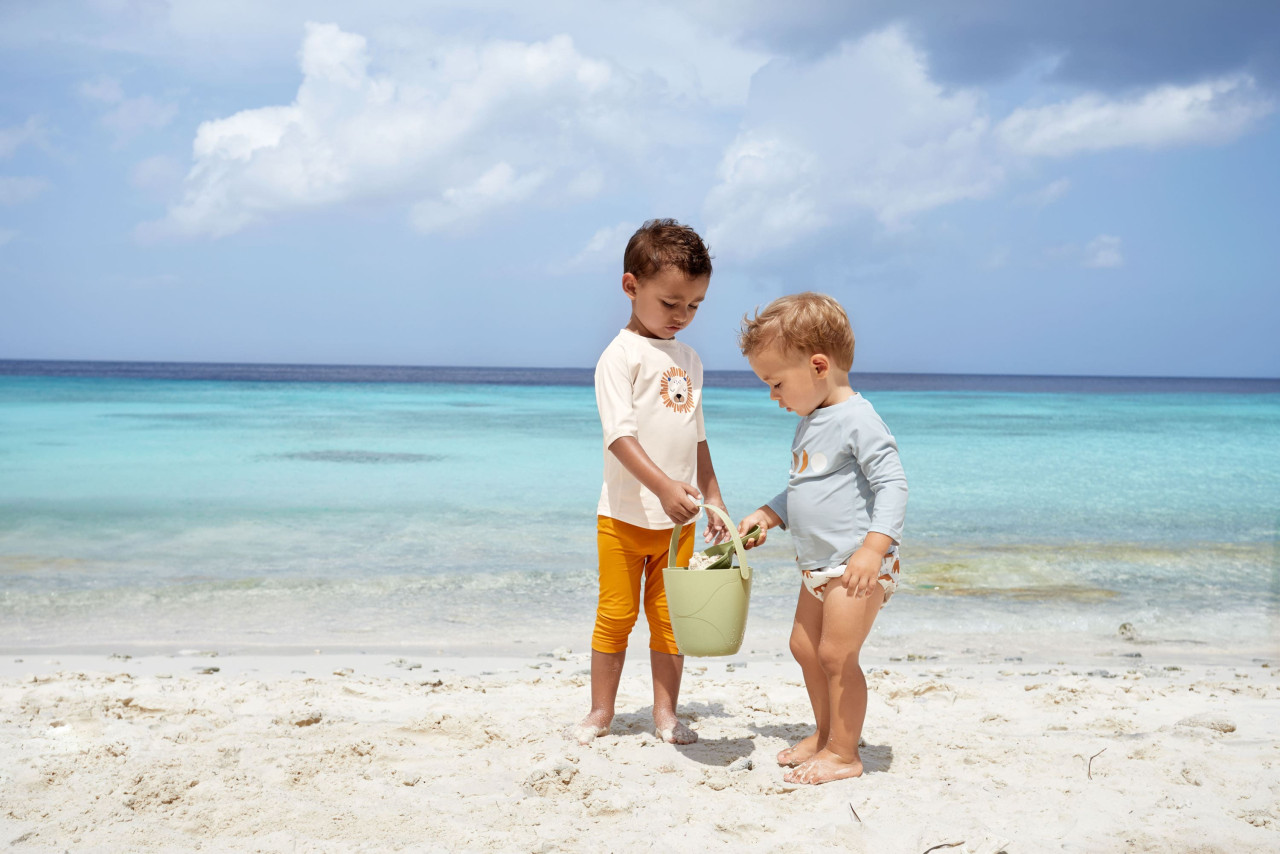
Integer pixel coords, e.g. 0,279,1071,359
593,515,694,655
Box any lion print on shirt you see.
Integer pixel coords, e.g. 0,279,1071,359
660,367,695,413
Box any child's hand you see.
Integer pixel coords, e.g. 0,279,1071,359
838,547,883,599
701,496,730,544
737,509,775,549
658,479,702,526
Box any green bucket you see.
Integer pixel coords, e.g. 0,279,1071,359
662,504,752,657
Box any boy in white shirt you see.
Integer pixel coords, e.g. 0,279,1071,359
575,219,730,746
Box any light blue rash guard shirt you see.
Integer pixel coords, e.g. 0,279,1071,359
765,393,908,571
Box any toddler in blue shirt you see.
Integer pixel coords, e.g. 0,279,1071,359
737,292,908,785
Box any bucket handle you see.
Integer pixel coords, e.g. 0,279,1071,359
668,504,751,580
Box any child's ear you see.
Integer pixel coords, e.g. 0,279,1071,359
621,272,639,299
810,354,830,377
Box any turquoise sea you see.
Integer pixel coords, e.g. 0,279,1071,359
1,362,1277,657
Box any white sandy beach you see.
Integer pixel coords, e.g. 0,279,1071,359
2,632,1277,853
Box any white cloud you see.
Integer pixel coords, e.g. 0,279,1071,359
705,28,1003,257
0,228,17,246
130,154,185,195
563,221,636,270
704,30,1273,258
143,22,680,240
78,75,177,145
984,246,1011,270
1019,177,1071,208
79,76,125,103
409,162,546,233
0,117,46,159
1084,234,1124,268
997,76,1274,157
102,95,177,143
0,176,50,205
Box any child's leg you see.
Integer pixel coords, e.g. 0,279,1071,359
785,584,884,784
644,523,697,744
649,649,695,743
576,517,646,744
778,583,827,765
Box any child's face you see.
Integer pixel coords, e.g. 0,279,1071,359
748,342,832,417
622,266,709,340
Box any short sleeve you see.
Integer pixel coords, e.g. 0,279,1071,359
595,343,638,448
694,390,707,443
691,348,707,442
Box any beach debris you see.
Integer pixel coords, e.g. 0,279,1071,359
921,842,964,854
194,666,220,675
333,667,354,677
848,804,861,823
550,647,572,661
293,713,323,727
703,773,730,791
522,760,577,795
1118,622,1137,640
389,658,421,670
585,791,632,815
1175,714,1236,734
727,757,752,772
1087,747,1107,779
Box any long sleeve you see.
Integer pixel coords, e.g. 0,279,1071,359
765,488,789,529
851,413,908,543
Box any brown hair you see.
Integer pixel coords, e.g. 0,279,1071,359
738,292,856,372
623,219,713,280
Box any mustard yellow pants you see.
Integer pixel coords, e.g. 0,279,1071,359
592,515,694,655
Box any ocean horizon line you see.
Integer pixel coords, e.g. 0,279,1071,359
1,358,1277,393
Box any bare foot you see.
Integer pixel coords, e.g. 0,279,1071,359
782,749,864,785
777,732,821,767
655,716,698,744
571,711,612,745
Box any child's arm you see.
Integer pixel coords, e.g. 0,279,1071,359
608,436,702,526
696,440,730,543
836,532,895,599
837,408,908,598
736,504,784,549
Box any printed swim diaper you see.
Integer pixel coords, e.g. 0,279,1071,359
801,546,900,604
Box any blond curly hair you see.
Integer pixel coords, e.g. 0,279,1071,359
738,292,855,372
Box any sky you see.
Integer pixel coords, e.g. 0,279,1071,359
1,0,1278,378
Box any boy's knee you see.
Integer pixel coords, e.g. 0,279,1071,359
817,640,858,674
593,612,638,651
789,631,813,662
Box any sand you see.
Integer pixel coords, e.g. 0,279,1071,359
2,638,1278,853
